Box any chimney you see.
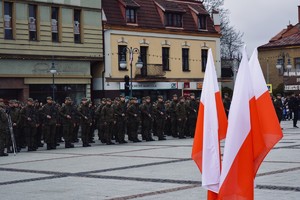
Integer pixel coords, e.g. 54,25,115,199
298,5,300,23
212,9,221,33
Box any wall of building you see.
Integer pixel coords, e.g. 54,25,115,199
0,0,103,58
258,47,300,91
105,30,220,80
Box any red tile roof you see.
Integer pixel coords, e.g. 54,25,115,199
155,0,186,13
102,0,218,34
188,4,209,15
119,0,140,8
259,23,300,49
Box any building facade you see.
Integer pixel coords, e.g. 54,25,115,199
100,0,221,100
258,6,300,94
0,0,103,104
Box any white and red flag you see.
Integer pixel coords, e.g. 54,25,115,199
218,47,283,199
192,49,227,200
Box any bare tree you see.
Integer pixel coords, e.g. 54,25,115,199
201,0,244,59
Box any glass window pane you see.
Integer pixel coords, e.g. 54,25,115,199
28,4,37,41
4,2,13,39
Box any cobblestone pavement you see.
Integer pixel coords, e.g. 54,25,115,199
0,121,299,200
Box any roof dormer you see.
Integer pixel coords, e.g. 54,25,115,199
154,0,186,28
188,4,210,31
118,0,140,24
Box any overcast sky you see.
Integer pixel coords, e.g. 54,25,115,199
223,0,299,55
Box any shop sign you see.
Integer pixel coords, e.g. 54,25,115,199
267,84,272,93
120,82,177,90
197,82,203,89
285,85,300,91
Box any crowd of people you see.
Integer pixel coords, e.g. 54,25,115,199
273,93,300,128
0,94,200,157
1,91,298,157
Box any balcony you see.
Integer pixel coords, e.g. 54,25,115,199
135,64,166,78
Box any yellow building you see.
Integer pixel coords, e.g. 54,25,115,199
0,0,103,103
100,0,221,99
258,5,300,94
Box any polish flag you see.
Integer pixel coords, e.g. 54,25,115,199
192,49,227,199
218,48,283,199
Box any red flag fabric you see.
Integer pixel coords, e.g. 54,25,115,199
218,48,283,199
191,49,227,199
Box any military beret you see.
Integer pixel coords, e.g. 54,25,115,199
115,97,120,101
102,98,106,101
157,95,163,99
145,96,150,99
276,93,282,97
0,102,5,107
120,95,125,98
179,96,185,100
81,97,88,101
190,93,195,96
27,98,34,102
130,97,134,100
47,96,52,101
172,94,177,97
106,98,112,102
65,97,72,101
133,97,138,100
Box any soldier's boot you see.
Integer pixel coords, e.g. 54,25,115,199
47,144,52,150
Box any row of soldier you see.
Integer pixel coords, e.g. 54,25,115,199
0,93,199,156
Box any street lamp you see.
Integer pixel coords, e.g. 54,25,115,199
275,52,293,92
119,47,143,97
50,61,57,101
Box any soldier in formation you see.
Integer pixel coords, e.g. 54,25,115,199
0,93,200,155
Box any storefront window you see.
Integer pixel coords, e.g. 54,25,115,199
29,84,86,104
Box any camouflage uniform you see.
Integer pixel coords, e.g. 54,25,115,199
176,97,187,139
59,97,75,148
140,97,154,141
0,103,9,156
154,96,166,140
170,94,179,137
40,97,58,150
20,98,38,151
186,94,198,137
77,97,93,147
126,97,141,142
101,98,115,145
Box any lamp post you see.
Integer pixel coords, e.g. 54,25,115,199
275,52,292,93
119,47,143,97
50,61,57,101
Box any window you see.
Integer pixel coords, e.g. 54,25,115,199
140,47,148,76
74,9,81,43
295,58,300,70
28,4,38,41
4,2,13,39
162,47,170,71
118,45,127,70
201,49,208,72
182,48,189,71
165,13,182,27
198,15,207,30
51,7,60,42
126,8,137,23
